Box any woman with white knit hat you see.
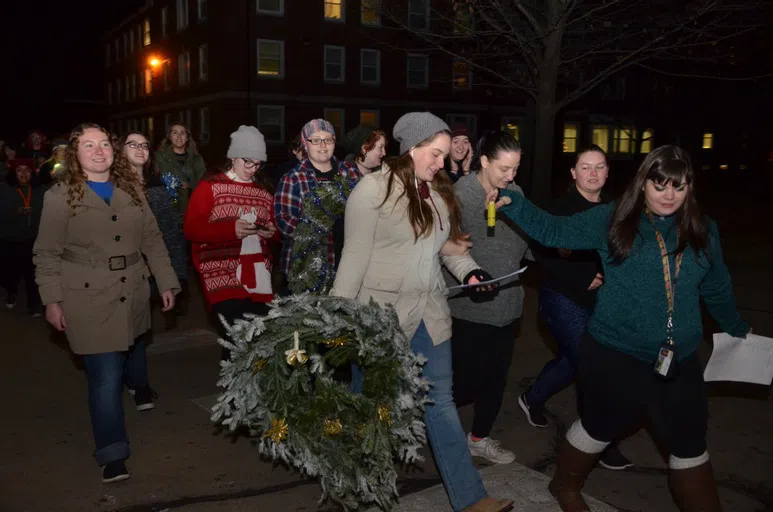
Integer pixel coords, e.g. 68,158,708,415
184,125,280,360
331,112,513,512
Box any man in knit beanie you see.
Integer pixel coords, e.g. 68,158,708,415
392,112,450,155
227,125,267,162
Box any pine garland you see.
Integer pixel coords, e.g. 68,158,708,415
212,294,431,511
288,176,354,294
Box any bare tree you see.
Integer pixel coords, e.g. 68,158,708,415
381,0,767,199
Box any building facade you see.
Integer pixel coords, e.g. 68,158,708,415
103,0,528,164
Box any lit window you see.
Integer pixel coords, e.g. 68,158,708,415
360,110,379,127
702,132,713,149
257,39,284,78
613,127,636,154
640,129,654,154
452,59,471,90
406,54,429,88
591,126,609,153
144,69,153,95
257,105,285,143
199,107,210,144
325,0,343,20
408,0,429,29
143,19,151,45
501,118,519,140
360,49,380,85
563,124,578,153
324,45,345,82
361,0,380,25
198,44,208,81
324,108,345,138
257,0,284,14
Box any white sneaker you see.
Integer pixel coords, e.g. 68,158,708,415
466,433,515,464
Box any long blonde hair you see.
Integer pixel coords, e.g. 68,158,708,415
381,130,464,242
61,123,143,215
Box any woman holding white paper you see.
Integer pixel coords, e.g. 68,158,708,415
492,145,750,512
444,131,530,466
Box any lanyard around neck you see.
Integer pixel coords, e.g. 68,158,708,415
17,186,31,208
644,208,683,338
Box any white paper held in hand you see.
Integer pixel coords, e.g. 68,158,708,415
704,333,773,386
447,266,528,291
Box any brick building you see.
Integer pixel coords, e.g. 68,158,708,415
103,0,524,165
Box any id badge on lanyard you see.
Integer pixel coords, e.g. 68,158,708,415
646,209,682,379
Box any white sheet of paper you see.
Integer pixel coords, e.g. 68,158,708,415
447,266,528,291
703,333,773,385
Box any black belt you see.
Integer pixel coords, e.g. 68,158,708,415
61,248,142,271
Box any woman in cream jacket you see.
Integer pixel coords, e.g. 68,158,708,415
330,112,513,512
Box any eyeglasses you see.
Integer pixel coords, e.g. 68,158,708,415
242,159,262,169
125,142,150,151
307,137,335,146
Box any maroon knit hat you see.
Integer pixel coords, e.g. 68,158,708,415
450,124,471,140
9,158,37,172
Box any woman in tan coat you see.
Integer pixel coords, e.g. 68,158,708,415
33,123,180,484
330,112,512,512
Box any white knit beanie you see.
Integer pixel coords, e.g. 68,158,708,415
227,125,267,161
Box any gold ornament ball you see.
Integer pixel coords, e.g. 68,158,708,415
323,418,344,436
264,417,289,444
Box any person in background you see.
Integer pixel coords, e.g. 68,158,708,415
268,132,305,189
20,130,48,163
155,122,207,212
446,131,530,466
38,139,68,186
331,112,512,512
34,123,179,484
343,124,388,176
493,145,750,512
518,145,632,472
274,119,360,288
0,158,44,314
445,125,473,183
121,131,189,329
185,126,280,361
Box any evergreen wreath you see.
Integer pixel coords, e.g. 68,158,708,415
212,293,431,511
288,176,354,295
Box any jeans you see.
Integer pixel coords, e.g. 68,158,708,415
526,287,591,408
81,334,150,466
412,321,487,511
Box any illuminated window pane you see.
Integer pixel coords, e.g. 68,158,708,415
144,69,153,94
640,129,654,154
324,108,344,138
452,60,471,89
563,124,578,153
258,40,284,77
143,19,151,46
702,132,713,149
361,0,379,25
591,126,609,153
360,110,379,126
325,0,343,20
613,127,635,154
501,118,519,140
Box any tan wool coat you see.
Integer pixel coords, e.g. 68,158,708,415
330,168,480,345
34,182,181,355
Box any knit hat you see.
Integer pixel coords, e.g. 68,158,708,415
227,125,267,161
9,158,36,172
301,119,336,141
450,124,471,140
51,139,68,150
392,112,450,155
343,124,377,156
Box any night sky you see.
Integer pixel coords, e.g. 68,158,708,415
1,1,140,140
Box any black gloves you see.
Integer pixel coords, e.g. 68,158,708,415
463,269,498,302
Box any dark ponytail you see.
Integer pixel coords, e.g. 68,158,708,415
470,130,521,172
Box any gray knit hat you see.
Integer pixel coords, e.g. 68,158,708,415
392,112,450,155
227,125,267,161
